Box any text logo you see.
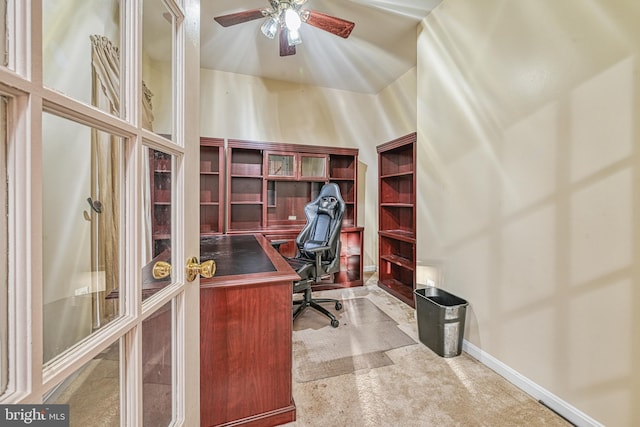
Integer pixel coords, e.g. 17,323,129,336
1,405,69,426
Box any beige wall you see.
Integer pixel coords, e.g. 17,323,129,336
417,1,640,425
198,68,416,269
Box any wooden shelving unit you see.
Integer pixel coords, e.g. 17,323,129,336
228,146,264,231
377,133,417,307
199,138,224,236
150,138,224,257
227,139,363,287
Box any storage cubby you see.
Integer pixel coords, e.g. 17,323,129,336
231,148,263,176
377,133,416,307
380,174,413,205
329,154,356,179
230,204,263,231
267,181,312,228
230,177,263,203
379,143,414,176
379,235,414,268
379,206,414,235
378,261,415,303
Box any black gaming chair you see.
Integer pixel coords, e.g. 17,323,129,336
283,183,345,328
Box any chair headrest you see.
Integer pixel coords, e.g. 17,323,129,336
317,196,338,219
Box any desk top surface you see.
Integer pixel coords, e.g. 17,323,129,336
201,234,276,277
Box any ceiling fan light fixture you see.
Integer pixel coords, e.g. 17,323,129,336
213,0,355,56
261,16,279,39
287,28,302,46
284,8,302,31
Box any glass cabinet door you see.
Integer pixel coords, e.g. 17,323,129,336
300,154,327,180
266,152,295,178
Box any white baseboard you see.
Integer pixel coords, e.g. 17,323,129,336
462,340,603,427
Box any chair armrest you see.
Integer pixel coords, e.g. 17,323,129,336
270,239,289,251
304,245,330,253
304,245,331,276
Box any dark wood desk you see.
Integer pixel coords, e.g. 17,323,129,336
199,234,299,427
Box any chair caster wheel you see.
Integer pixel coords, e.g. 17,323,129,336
335,301,342,310
331,319,339,328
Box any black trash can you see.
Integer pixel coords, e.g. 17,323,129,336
414,286,468,357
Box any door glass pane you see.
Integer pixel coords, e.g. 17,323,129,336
42,113,123,363
0,1,7,67
143,147,174,298
45,341,120,426
0,96,8,395
142,0,173,135
142,302,173,426
42,0,121,116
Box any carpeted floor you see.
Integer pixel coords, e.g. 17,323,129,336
283,273,573,427
46,273,573,426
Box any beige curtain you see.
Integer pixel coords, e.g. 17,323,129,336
90,35,154,328
90,35,155,127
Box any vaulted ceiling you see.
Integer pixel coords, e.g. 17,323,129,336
200,0,443,94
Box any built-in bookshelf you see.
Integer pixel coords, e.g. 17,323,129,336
377,133,417,307
227,139,363,287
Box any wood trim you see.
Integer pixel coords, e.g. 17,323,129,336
376,132,417,153
228,139,358,156
200,136,224,146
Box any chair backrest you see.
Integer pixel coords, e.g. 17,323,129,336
296,183,345,272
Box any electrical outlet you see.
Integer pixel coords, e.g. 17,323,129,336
288,215,297,220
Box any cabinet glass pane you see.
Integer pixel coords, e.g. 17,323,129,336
268,154,294,177
42,113,123,363
45,341,120,426
300,156,326,178
0,96,7,395
43,0,121,116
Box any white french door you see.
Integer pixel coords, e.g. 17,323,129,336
0,0,201,425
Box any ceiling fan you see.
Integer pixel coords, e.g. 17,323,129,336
213,0,355,57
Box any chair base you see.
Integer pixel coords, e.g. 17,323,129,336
293,287,342,328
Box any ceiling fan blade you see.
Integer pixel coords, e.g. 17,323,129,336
214,9,265,27
304,10,355,39
279,27,297,57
